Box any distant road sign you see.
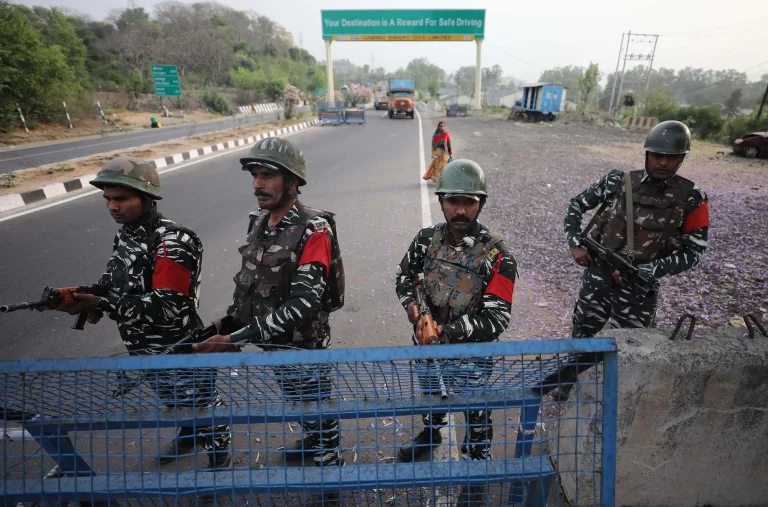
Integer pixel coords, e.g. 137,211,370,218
151,64,182,97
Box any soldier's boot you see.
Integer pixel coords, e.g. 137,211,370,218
397,428,443,463
159,427,198,464
456,485,486,506
549,383,574,402
283,435,321,460
205,448,232,471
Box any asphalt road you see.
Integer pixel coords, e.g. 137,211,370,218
0,108,309,174
0,109,440,360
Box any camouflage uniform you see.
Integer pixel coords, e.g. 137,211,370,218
564,169,710,337
395,221,517,460
226,202,343,467
95,209,231,456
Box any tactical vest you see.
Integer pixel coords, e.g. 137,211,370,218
592,170,694,263
422,224,503,330
101,214,204,351
231,204,340,348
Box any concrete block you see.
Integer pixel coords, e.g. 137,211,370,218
554,328,768,507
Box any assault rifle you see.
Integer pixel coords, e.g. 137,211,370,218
581,236,653,295
414,283,440,346
0,284,109,330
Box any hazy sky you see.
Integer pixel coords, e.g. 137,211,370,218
17,0,768,83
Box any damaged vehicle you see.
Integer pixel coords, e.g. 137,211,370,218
732,132,768,158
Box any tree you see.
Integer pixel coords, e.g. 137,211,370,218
724,89,743,118
427,77,439,98
483,64,503,91
0,1,77,130
454,66,475,95
539,66,584,92
403,58,446,92
577,63,599,112
644,89,680,121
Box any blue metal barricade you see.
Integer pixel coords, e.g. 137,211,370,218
344,108,366,125
0,339,617,506
317,101,345,126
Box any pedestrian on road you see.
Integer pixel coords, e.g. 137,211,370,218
58,156,232,469
193,138,346,473
395,159,517,505
422,121,453,183
558,120,710,397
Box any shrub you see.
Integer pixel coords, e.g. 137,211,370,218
200,89,233,115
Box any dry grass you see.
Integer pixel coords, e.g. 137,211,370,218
0,118,307,196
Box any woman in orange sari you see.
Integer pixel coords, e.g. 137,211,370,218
422,121,452,183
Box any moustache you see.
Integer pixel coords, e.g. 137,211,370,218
254,190,273,198
451,216,470,224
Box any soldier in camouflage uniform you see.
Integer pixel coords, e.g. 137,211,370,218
194,138,345,471
60,156,231,469
395,160,517,505
564,120,710,341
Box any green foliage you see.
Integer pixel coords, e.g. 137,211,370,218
0,1,79,131
725,111,768,142
644,90,680,121
200,89,233,115
724,89,743,118
427,77,439,98
677,104,725,140
539,65,584,91
577,63,599,112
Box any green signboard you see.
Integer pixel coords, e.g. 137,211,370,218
315,87,328,94
151,64,182,97
321,10,485,41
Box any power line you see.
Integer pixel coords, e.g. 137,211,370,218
660,17,768,37
485,40,545,71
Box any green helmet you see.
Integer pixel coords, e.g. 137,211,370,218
435,159,487,197
240,137,307,186
89,156,162,199
644,120,691,155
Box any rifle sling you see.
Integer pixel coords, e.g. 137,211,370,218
624,170,635,255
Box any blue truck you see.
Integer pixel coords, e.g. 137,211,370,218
512,83,567,122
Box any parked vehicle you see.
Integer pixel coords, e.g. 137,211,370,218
512,83,567,122
732,132,768,158
373,84,388,110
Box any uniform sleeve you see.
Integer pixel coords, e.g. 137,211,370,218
97,235,199,326
642,187,709,278
395,228,433,310
443,248,517,343
564,170,623,247
230,218,332,344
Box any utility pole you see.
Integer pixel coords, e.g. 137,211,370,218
608,32,625,113
644,35,659,94
757,79,768,121
612,31,659,116
615,30,631,117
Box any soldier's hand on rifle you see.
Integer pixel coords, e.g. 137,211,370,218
87,310,103,324
63,293,100,315
406,302,420,324
612,270,627,287
415,321,444,345
570,246,594,267
193,335,239,353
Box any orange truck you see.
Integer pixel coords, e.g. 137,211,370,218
387,78,416,119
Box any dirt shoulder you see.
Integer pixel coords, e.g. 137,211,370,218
0,110,223,149
0,116,311,196
444,116,768,336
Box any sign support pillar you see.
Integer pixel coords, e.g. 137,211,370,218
474,39,484,111
325,40,335,104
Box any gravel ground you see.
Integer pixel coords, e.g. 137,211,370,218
441,116,768,337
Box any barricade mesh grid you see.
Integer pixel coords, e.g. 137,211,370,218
1,342,613,506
